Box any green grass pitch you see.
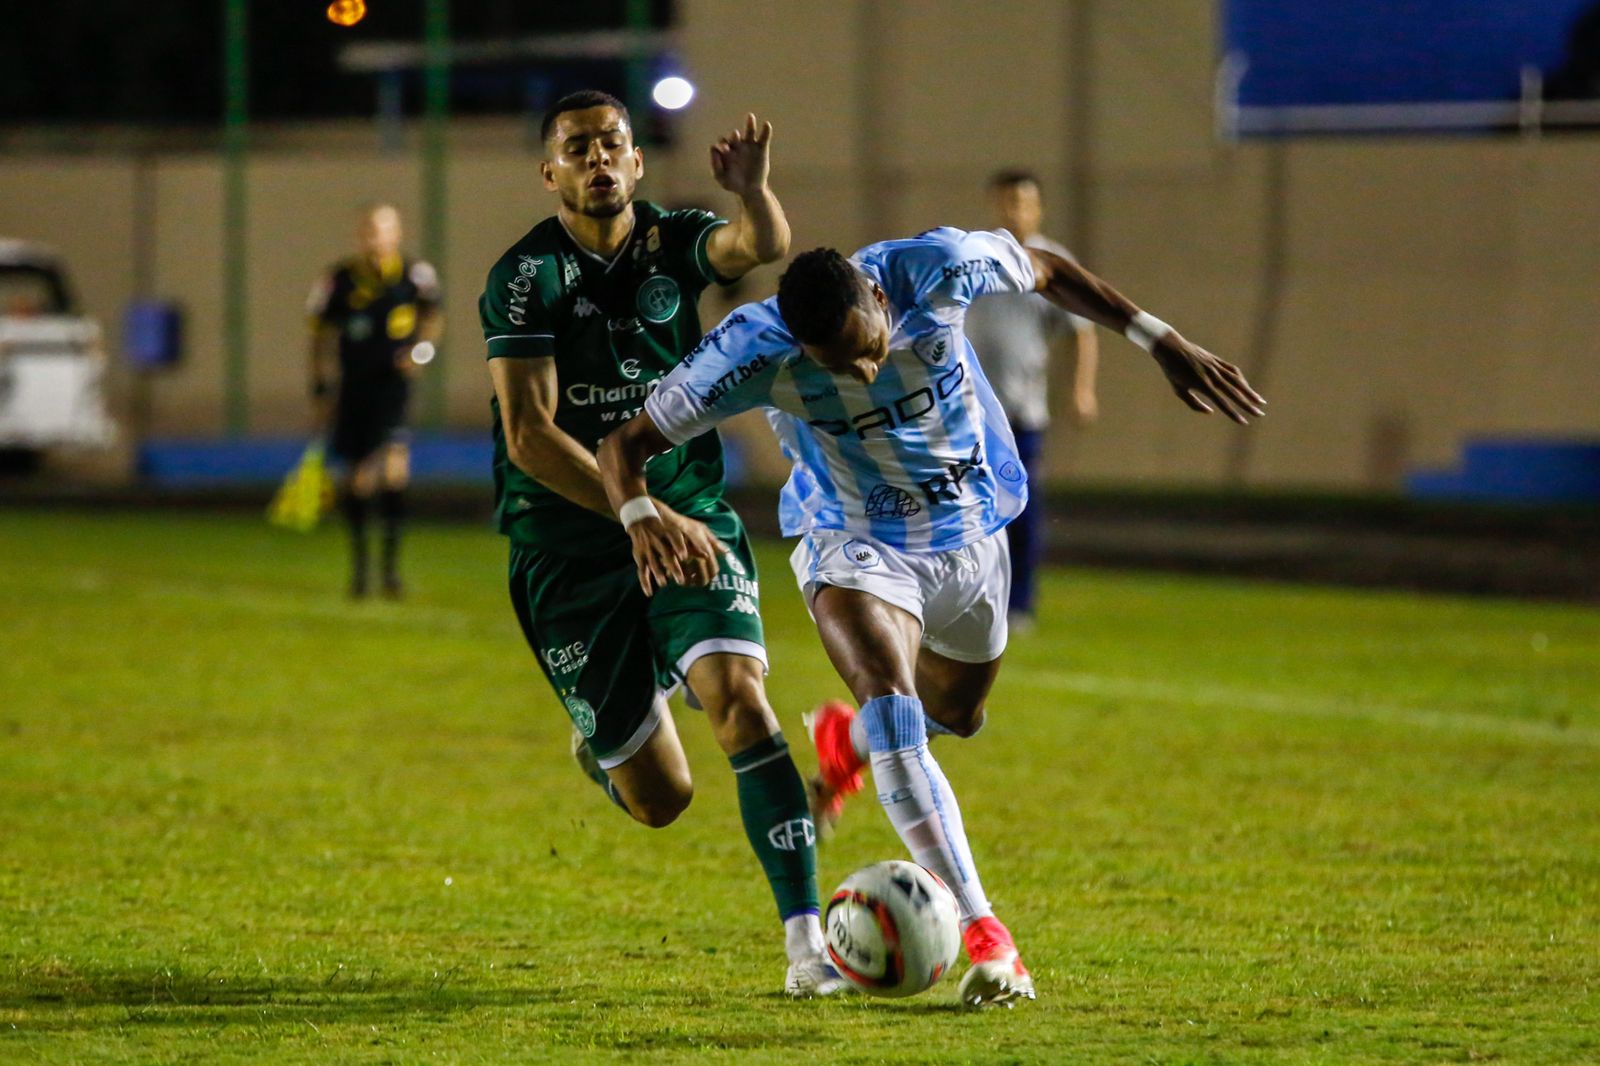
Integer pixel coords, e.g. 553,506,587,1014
1,510,1597,1064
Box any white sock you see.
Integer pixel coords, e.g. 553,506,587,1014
861,695,993,924
784,911,825,963
853,704,961,754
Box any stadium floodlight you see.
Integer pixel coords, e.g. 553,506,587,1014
652,76,695,111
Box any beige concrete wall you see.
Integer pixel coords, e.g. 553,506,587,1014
2,0,1596,490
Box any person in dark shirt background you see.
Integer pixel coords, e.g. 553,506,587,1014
307,203,443,598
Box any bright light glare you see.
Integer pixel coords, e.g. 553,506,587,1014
652,76,695,111
409,341,436,366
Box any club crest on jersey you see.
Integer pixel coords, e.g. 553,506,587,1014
563,695,597,738
912,325,953,367
843,539,882,569
637,275,681,324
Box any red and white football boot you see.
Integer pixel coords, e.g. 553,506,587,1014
802,700,866,836
958,916,1036,1008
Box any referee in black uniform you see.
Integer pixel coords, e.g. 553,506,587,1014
307,203,443,598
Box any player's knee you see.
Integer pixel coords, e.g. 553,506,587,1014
631,782,692,829
948,705,987,739
701,677,777,752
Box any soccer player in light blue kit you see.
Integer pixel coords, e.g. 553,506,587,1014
598,226,1264,1007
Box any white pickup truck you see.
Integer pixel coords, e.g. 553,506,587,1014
0,240,115,458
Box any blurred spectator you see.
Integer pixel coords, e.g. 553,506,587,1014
964,170,1098,631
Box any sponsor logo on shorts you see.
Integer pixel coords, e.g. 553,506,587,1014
574,296,601,319
722,551,747,577
564,695,597,738
767,817,816,851
543,640,588,676
843,539,881,569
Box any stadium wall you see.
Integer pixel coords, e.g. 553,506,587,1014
1,0,1596,492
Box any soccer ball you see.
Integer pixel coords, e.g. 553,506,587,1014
824,860,961,997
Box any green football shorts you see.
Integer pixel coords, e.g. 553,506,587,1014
508,501,766,768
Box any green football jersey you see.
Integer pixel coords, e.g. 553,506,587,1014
479,201,729,554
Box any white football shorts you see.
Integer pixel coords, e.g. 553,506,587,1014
788,528,1011,663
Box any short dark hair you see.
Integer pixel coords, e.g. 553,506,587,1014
989,168,1041,191
777,249,867,345
540,90,630,143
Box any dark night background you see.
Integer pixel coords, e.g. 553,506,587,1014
0,1,676,125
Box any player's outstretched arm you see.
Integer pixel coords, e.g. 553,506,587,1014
1026,247,1266,425
705,113,790,280
598,413,726,596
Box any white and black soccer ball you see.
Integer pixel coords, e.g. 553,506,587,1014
824,860,961,997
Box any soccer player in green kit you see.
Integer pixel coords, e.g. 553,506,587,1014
478,91,844,997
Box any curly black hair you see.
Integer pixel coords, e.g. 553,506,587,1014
776,248,868,345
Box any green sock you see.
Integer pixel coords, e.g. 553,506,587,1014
730,733,819,920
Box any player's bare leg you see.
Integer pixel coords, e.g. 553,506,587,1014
808,585,1034,1008
600,700,693,828
915,650,1002,739
686,653,844,997
377,440,411,598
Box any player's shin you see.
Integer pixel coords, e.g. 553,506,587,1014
730,733,824,959
860,694,994,925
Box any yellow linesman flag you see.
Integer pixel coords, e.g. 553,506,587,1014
267,444,335,532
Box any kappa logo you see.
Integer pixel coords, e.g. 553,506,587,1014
766,817,816,851
563,695,597,738
843,539,881,569
573,297,601,319
912,325,953,367
619,358,642,380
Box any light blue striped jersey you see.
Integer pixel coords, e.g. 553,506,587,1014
644,227,1037,553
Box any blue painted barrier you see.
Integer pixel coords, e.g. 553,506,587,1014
1407,438,1600,503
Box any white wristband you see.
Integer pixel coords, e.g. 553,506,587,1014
618,496,661,529
1125,311,1172,353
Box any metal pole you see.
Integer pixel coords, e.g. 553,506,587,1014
625,0,650,142
421,0,449,428
222,0,249,436
1065,0,1096,264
